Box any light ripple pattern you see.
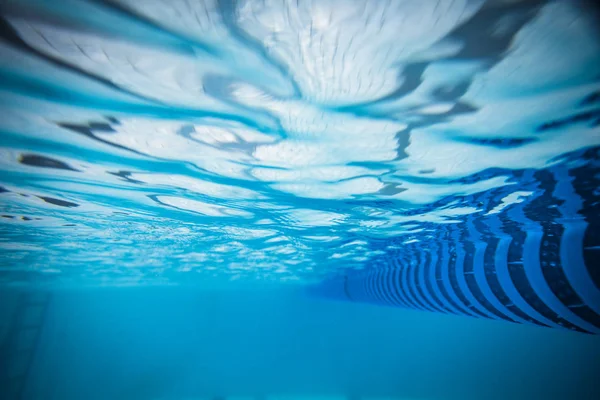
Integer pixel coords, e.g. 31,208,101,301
0,0,599,332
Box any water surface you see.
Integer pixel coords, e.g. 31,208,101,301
1,1,600,399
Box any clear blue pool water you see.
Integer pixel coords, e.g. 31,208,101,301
1,0,600,399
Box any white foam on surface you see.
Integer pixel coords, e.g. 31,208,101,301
156,196,253,218
236,0,483,105
487,191,534,215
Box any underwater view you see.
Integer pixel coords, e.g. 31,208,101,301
1,0,600,399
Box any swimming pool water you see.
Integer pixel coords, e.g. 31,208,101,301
1,1,600,399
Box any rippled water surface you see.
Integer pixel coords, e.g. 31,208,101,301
2,2,600,399
0,0,599,290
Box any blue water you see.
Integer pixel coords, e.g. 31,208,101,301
1,0,600,399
